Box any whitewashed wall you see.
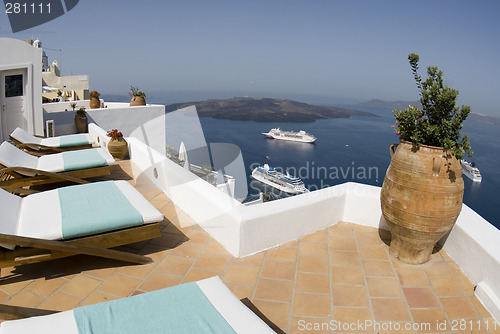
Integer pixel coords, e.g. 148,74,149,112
0,38,43,138
44,102,165,153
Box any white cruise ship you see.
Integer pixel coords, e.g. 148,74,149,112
461,159,482,182
252,164,309,194
262,128,316,143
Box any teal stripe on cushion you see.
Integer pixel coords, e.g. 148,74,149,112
59,134,90,147
59,181,143,239
62,149,107,171
74,282,237,334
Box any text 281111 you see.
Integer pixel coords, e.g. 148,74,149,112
5,2,51,14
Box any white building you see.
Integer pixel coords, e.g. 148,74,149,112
0,37,43,141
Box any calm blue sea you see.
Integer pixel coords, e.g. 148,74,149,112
176,104,500,230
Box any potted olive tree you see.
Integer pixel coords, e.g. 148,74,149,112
381,53,472,264
129,86,146,106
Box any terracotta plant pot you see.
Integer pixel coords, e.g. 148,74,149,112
130,96,146,106
380,141,464,264
107,138,128,160
89,97,100,109
74,114,88,133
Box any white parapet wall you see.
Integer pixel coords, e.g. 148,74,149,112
442,205,500,324
105,125,500,325
43,101,165,154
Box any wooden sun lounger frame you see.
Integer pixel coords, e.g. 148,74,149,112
0,164,110,188
0,222,161,270
9,135,93,156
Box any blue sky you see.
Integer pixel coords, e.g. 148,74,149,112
1,0,499,114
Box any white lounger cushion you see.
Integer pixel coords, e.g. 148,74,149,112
36,148,114,172
16,180,163,240
0,142,114,173
9,127,43,145
10,127,94,147
0,142,38,169
0,277,275,334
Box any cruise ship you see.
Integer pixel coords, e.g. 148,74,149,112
461,159,482,182
262,128,316,143
251,164,309,194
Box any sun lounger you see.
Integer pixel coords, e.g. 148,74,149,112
9,127,93,155
0,276,275,334
0,141,114,187
0,180,163,268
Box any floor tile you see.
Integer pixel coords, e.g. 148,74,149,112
403,287,441,308
423,261,453,278
293,293,331,317
371,298,412,322
396,268,430,287
298,256,329,274
193,252,230,272
27,277,67,298
61,275,101,299
138,272,181,291
363,260,395,277
301,230,327,243
331,266,365,285
366,277,403,298
332,284,369,307
254,278,293,302
295,273,330,294
5,289,44,308
430,277,466,297
440,296,479,319
223,265,260,286
230,252,265,266
38,291,81,311
411,308,449,333
252,300,290,330
331,250,361,267
329,236,357,251
358,245,389,260
298,241,328,257
182,269,219,284
333,307,374,333
98,273,141,298
328,222,354,237
261,260,296,280
79,291,118,306
266,246,298,262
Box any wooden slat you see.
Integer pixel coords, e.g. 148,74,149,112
0,223,161,268
9,136,93,156
0,305,57,321
0,166,109,187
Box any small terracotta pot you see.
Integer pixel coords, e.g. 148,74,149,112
130,96,146,106
89,97,100,109
107,138,128,160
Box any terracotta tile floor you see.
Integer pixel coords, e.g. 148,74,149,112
1,161,499,334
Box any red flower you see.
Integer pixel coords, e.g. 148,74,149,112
107,129,123,140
